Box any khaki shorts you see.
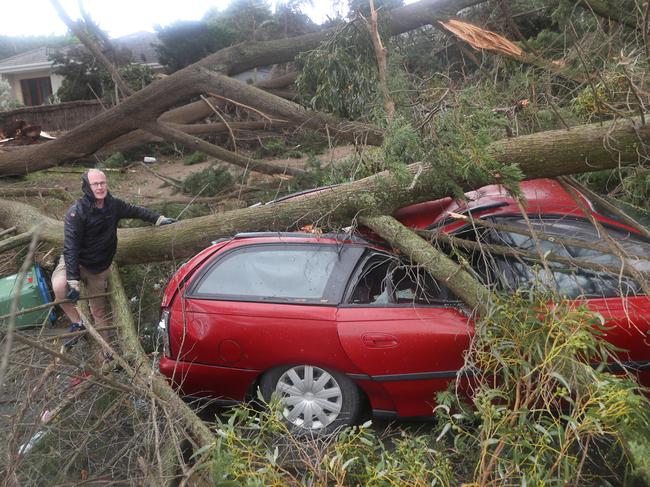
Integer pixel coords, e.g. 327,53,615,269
53,255,109,324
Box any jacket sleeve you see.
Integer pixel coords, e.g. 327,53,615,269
63,205,84,281
115,198,160,224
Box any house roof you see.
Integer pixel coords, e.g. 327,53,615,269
113,31,161,67
0,47,59,74
0,32,161,75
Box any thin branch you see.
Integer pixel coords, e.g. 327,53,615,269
420,228,648,282
0,226,16,238
0,292,112,321
139,162,183,190
564,176,650,241
0,230,35,254
558,177,650,296
11,332,133,394
206,91,287,123
200,94,237,153
166,121,285,136
621,65,646,126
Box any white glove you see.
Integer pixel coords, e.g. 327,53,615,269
67,280,80,292
156,215,176,226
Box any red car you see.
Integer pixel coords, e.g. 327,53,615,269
158,179,650,432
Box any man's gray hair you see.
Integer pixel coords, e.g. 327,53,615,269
87,168,106,178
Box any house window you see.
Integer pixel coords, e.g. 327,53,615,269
20,77,52,106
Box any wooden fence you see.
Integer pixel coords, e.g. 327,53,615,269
0,100,104,132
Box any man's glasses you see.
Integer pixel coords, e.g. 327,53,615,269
90,182,107,188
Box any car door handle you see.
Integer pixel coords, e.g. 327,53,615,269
362,333,398,349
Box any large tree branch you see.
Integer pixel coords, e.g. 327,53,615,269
50,0,134,98
194,66,383,145
196,0,482,76
577,0,638,30
361,215,491,313
108,265,214,447
145,121,304,176
1,117,647,265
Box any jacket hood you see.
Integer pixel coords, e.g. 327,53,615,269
81,172,94,200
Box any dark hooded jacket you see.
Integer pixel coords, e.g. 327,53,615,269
63,173,160,280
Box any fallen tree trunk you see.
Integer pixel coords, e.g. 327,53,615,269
0,0,480,176
0,116,645,264
0,65,379,176
0,187,71,200
99,91,291,156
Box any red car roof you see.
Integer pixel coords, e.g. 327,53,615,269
393,178,639,233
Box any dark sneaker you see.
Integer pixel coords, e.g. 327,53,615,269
63,321,86,351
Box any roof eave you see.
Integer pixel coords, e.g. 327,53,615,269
0,61,55,75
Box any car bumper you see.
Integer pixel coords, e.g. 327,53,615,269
159,356,260,401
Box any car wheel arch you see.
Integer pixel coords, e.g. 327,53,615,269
257,363,367,433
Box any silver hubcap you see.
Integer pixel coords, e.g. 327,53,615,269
275,365,343,430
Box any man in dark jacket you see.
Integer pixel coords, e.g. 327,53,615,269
52,169,174,348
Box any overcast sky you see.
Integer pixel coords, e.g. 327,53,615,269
0,1,346,38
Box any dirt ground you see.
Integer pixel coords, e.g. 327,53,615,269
1,144,358,213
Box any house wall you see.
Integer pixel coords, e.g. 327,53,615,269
51,73,64,96
1,69,61,105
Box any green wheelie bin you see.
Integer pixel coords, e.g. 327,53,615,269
0,265,55,329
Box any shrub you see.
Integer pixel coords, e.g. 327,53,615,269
181,165,234,196
182,151,208,166
101,152,129,168
255,137,288,158
295,130,328,155
435,292,650,485
207,400,457,486
0,77,20,110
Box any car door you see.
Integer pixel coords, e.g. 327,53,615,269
174,242,365,374
336,251,473,417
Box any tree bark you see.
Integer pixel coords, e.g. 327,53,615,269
1,116,647,265
486,117,650,178
577,0,638,30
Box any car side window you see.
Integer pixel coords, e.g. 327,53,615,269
347,255,391,305
189,244,361,304
346,252,456,306
489,217,649,298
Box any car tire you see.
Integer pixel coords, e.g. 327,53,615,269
259,364,361,434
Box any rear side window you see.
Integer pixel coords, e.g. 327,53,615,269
188,244,362,304
346,252,457,306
